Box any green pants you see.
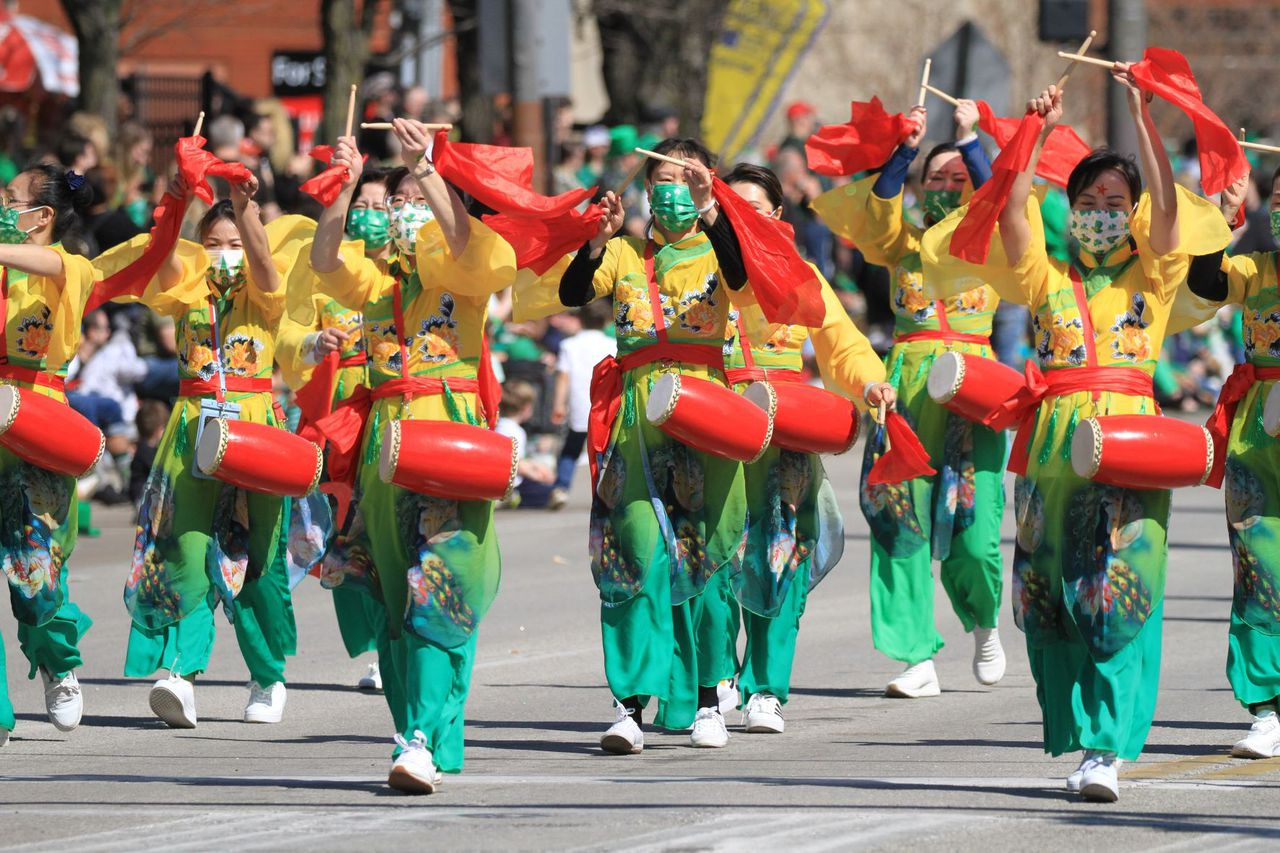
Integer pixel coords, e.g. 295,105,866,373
601,562,737,730
333,586,382,659
1027,602,1164,761
734,567,808,705
124,551,297,686
1227,611,1280,710
378,629,475,772
1,566,92,733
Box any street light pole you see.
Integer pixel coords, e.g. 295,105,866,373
1107,0,1146,156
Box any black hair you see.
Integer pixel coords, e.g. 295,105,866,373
921,141,959,180
196,199,237,242
720,163,783,210
579,298,612,331
1066,149,1143,207
354,166,391,197
644,137,715,183
24,163,94,244
55,133,92,169
385,166,412,197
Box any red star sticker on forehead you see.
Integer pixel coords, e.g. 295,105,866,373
1094,183,1108,196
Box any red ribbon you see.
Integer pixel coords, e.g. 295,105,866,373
866,411,936,485
804,97,915,177
723,367,804,386
0,364,65,392
587,343,725,484
1203,363,1280,488
178,376,273,397
996,364,1155,476
892,330,992,347
300,145,370,208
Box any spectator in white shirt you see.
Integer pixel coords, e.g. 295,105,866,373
549,300,616,507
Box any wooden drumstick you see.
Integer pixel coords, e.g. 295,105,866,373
877,400,891,453
635,147,688,167
611,155,646,196
193,111,205,138
1055,30,1097,90
916,58,932,107
1240,138,1280,154
922,83,959,107
1054,51,1116,70
344,84,357,137
360,121,454,131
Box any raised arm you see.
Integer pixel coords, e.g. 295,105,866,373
1112,62,1176,256
997,85,1062,266
395,118,470,259
310,137,362,275
231,174,279,293
953,99,992,188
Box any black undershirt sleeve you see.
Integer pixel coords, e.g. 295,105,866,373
1186,249,1228,301
558,241,604,307
701,214,748,291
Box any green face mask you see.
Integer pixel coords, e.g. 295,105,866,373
347,208,391,249
650,183,699,232
922,189,962,223
1270,210,1280,244
0,204,41,245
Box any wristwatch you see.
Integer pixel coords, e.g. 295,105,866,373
414,159,436,179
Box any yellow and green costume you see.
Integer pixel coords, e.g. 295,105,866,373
920,187,1230,759
813,177,1006,667
0,247,97,735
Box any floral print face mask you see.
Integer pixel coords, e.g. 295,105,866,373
1269,209,1280,244
1069,208,1131,258
391,203,436,256
206,248,246,291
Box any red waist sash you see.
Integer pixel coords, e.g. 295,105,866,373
892,330,992,347
999,363,1155,476
0,364,65,393
723,366,805,386
587,343,725,483
1203,363,1280,488
178,376,273,397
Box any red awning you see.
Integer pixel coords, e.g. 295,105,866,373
0,10,77,97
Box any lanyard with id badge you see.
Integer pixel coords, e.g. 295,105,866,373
192,295,241,479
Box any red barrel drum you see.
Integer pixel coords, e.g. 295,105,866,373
645,373,771,462
380,418,517,502
743,380,859,454
1070,415,1213,489
927,351,1026,424
196,418,324,497
0,385,105,477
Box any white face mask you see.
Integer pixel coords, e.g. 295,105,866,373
1069,209,1132,258
391,203,436,255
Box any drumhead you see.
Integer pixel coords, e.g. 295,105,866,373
195,418,228,476
1069,417,1101,479
742,381,775,413
0,385,17,434
645,373,680,426
378,420,402,484
926,352,963,403
1264,383,1280,437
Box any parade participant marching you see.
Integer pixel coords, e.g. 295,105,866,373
0,164,97,745
124,172,324,730
811,98,1008,698
309,119,516,794
1184,165,1280,759
521,137,757,754
276,167,391,693
920,70,1230,801
720,163,893,733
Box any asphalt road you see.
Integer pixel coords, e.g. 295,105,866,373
2,446,1279,851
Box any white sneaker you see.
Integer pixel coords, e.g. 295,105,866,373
243,681,287,724
357,663,382,691
972,627,1006,685
690,707,730,748
388,730,441,794
1065,750,1093,792
40,668,83,731
1232,712,1280,759
149,674,198,729
742,692,785,734
717,679,739,714
1078,751,1121,802
600,701,644,755
885,660,941,698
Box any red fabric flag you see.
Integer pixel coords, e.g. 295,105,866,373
710,175,825,327
804,97,914,177
86,137,251,311
483,205,605,275
299,145,349,208
950,111,1045,264
1129,47,1248,196
974,101,1090,188
866,412,936,485
432,131,595,217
